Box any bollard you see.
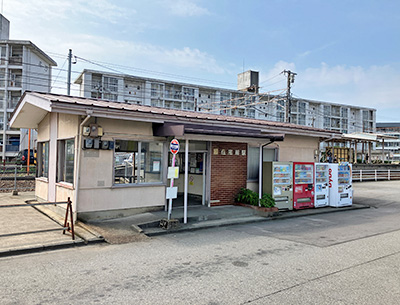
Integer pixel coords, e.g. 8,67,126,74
12,166,18,196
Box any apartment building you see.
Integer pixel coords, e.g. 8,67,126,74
375,123,400,162
0,14,57,160
74,69,376,135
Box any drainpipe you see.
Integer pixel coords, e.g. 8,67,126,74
73,113,92,219
258,140,275,206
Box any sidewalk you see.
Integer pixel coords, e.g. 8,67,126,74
86,202,369,241
0,192,103,258
0,191,369,256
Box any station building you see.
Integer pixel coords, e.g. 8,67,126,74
11,91,341,220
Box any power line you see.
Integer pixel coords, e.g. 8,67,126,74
73,55,237,88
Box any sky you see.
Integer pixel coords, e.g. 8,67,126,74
3,0,400,122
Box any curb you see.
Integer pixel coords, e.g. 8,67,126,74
0,238,104,258
142,204,371,237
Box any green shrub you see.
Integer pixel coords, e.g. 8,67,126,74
236,188,259,206
236,188,275,207
260,193,275,208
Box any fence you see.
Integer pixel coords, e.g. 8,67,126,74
0,164,36,193
0,197,75,240
353,169,400,182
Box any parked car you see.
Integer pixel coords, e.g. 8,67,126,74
16,149,36,165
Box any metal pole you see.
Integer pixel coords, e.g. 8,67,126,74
27,129,31,174
167,154,176,220
258,144,263,207
388,169,391,181
13,165,17,195
202,152,206,206
67,49,72,95
184,139,189,224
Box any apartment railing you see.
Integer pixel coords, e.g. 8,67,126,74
353,169,400,182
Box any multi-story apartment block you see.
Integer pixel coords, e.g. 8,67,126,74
375,123,400,162
0,14,57,160
75,69,376,136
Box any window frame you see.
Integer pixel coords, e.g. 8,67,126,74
57,138,75,185
113,139,165,187
37,141,49,179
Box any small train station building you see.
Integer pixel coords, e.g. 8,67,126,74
10,92,341,221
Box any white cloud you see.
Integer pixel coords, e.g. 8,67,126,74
263,61,400,120
298,41,337,58
43,33,228,75
4,0,132,24
162,0,210,17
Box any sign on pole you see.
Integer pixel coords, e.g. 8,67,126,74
167,139,179,220
170,139,179,155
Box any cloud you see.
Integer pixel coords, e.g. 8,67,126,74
44,33,228,77
262,61,400,120
162,0,211,17
4,0,132,23
298,41,337,58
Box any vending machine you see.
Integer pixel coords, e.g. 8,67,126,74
314,163,329,207
328,163,353,207
262,161,293,210
293,162,314,209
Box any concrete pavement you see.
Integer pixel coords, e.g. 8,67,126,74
1,190,400,304
2,180,393,256
0,192,103,257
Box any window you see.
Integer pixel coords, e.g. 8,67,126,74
114,140,164,185
247,147,259,180
103,76,118,92
37,142,49,178
57,139,75,184
247,146,277,180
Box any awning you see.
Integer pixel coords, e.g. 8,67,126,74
153,122,284,141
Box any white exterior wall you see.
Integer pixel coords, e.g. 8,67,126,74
77,117,166,214
278,135,319,162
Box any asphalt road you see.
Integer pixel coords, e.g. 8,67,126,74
1,181,400,305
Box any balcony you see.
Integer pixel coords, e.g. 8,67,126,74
7,98,19,109
9,56,22,66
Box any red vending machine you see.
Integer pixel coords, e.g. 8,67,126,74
293,162,314,209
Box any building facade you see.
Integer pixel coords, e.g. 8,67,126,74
75,69,376,137
0,14,56,160
375,123,400,162
11,92,340,220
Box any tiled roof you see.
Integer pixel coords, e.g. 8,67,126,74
28,91,340,135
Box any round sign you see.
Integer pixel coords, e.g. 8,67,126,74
170,139,180,155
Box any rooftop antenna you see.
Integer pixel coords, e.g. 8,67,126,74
242,58,245,73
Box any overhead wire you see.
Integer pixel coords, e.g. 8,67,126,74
5,51,375,131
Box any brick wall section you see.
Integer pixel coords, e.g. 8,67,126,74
210,142,247,206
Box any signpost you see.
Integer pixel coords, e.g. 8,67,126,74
167,139,179,220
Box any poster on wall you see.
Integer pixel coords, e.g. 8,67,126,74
153,161,160,172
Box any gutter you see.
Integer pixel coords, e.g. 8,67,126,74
258,140,276,206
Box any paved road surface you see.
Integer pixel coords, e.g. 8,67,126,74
1,181,400,304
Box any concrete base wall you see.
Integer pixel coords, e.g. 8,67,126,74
78,205,164,222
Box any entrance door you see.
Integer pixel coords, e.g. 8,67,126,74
172,151,207,206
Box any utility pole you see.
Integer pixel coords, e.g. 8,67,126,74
67,49,72,95
283,70,296,123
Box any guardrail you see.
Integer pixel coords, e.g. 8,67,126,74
0,197,75,240
353,169,400,182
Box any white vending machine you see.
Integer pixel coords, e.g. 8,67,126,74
314,163,329,207
328,163,353,207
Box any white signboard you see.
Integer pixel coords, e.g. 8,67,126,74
166,187,178,199
168,167,179,179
